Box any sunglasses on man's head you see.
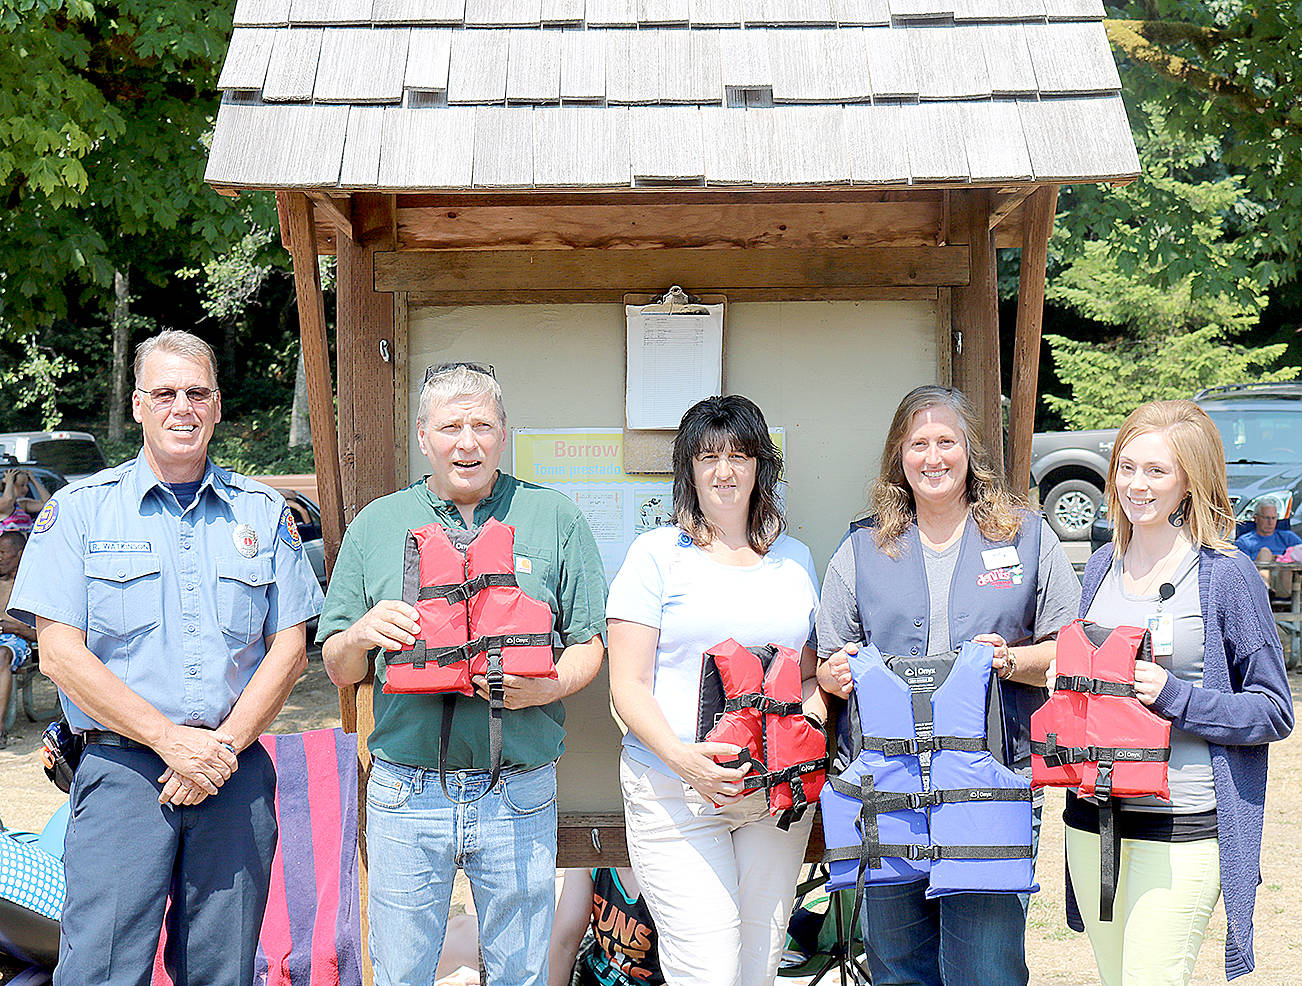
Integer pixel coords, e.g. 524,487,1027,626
423,361,496,385
135,386,218,410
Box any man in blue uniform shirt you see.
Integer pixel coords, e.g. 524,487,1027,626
6,330,323,986
1235,501,1302,562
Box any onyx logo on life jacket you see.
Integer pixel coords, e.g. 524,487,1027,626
384,518,557,800
695,639,827,829
820,641,1036,904
1031,620,1171,921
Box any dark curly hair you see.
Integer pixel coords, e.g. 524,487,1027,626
672,395,785,554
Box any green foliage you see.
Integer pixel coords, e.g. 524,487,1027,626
0,1,276,339
1043,327,1291,429
178,226,277,323
100,407,316,476
0,334,80,427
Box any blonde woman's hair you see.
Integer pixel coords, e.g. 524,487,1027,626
1107,399,1235,554
872,385,1024,556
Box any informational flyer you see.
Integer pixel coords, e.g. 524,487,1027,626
512,427,784,582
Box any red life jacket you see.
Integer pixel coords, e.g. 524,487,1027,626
384,518,556,696
383,518,556,801
1031,620,1170,800
1030,619,1171,920
696,639,827,828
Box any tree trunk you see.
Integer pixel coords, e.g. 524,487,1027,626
289,347,312,447
108,268,130,442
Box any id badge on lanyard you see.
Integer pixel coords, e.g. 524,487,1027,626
1146,612,1175,658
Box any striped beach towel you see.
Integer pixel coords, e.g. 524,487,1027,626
153,728,363,986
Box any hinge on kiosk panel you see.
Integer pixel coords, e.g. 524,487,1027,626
955,330,963,355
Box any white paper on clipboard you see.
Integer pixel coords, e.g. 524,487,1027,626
625,303,725,429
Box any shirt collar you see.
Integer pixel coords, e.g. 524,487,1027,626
129,453,233,507
418,471,512,527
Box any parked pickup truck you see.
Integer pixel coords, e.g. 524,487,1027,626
1030,428,1117,541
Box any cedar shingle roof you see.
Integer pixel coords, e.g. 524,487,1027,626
205,0,1139,189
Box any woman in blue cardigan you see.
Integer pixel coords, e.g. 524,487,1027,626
1069,399,1293,983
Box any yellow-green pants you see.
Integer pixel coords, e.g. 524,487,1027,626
1065,826,1221,986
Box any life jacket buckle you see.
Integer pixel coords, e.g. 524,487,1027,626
903,843,942,861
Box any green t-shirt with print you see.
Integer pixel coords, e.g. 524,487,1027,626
317,472,607,771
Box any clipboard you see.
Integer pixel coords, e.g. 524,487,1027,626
623,286,728,474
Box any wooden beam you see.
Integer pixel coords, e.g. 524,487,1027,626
1007,185,1059,496
406,286,941,307
308,192,357,243
951,189,1003,468
278,191,346,584
395,201,944,252
393,292,409,487
988,188,1035,231
936,287,953,388
556,811,828,867
375,246,970,294
336,193,398,522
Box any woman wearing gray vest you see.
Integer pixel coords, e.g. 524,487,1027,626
1068,400,1292,984
817,385,1080,986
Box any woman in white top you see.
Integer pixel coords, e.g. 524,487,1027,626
607,395,826,986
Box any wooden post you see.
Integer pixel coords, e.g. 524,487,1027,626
952,189,1003,467
278,192,346,581
1007,185,1059,496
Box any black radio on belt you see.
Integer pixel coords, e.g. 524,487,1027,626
41,717,84,793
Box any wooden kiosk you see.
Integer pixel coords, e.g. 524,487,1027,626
206,0,1138,966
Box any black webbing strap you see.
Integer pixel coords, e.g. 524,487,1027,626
387,632,553,670
417,571,518,604
1094,759,1121,922
438,649,506,805
1053,675,1138,698
827,775,1030,815
723,693,803,716
822,839,1033,864
858,734,987,757
388,640,473,670
1031,738,1170,769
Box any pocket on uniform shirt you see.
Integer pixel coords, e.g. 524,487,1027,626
216,558,274,644
85,555,162,639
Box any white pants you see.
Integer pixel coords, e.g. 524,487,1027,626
620,753,813,986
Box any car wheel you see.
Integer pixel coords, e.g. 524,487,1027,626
1043,479,1103,541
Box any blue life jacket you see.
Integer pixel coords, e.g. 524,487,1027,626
845,512,1045,766
821,641,1037,899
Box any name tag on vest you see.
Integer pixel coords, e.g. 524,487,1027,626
981,547,1020,570
88,540,153,553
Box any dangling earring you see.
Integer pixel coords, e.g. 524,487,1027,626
1168,493,1191,528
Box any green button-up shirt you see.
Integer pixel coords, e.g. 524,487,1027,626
318,472,606,770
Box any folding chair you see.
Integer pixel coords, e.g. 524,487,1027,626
778,863,872,985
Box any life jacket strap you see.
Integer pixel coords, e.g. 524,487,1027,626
1031,737,1170,768
387,640,474,670
858,734,987,757
417,571,519,605
1054,674,1137,699
828,774,1031,814
437,649,507,805
723,693,804,716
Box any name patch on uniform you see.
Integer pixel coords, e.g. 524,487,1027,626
977,565,1024,588
31,500,57,534
88,540,153,553
278,505,302,551
981,547,1020,570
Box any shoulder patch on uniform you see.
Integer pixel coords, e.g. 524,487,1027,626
278,504,303,551
31,500,57,534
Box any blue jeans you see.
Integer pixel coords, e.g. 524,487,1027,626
858,796,1042,986
365,757,558,986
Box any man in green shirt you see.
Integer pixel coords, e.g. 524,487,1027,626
319,362,606,986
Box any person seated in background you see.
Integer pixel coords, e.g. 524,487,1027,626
1235,501,1302,563
549,868,663,986
0,469,51,532
0,530,35,747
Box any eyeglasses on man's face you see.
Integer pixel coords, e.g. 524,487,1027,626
135,386,219,411
423,361,496,385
